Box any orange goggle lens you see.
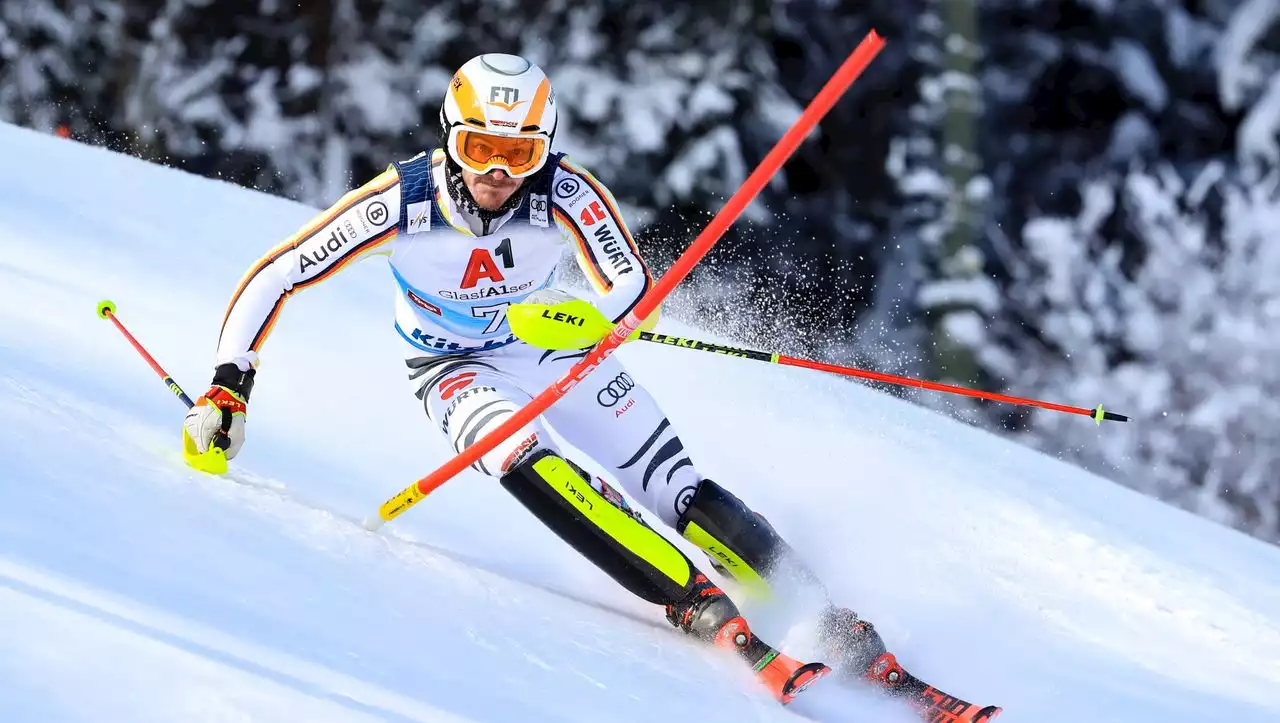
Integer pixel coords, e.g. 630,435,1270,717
452,130,547,177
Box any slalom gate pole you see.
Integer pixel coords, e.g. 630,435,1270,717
96,299,195,408
635,332,1129,424
364,30,889,530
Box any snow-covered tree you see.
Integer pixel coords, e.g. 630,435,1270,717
0,0,136,142
1008,166,1280,540
907,0,997,400
956,0,1280,539
1217,0,1280,179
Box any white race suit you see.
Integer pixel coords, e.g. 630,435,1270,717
216,149,702,527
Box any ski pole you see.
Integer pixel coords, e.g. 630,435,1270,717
96,300,228,473
364,30,889,531
96,299,195,407
634,332,1128,424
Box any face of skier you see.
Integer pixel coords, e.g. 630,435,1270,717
462,167,523,211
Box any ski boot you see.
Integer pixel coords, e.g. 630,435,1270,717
820,607,1002,722
673,480,1001,721
667,573,829,705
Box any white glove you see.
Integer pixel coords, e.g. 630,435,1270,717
184,395,246,459
183,364,254,460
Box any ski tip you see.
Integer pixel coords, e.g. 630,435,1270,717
780,661,830,705
96,299,117,319
974,705,1003,722
362,515,386,532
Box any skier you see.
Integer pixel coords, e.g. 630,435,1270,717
183,53,998,720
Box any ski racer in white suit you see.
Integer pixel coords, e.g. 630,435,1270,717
180,53,938,710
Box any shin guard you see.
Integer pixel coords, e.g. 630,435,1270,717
676,479,822,597
501,450,694,605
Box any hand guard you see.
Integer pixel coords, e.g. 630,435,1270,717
509,290,615,350
182,364,255,471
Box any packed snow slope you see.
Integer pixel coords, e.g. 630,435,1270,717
1,123,1278,723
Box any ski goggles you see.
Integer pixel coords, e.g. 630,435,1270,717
447,128,548,178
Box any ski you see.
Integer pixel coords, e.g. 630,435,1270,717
862,651,1001,723
752,645,831,705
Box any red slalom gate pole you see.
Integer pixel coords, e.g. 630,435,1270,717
365,30,889,529
636,332,1129,423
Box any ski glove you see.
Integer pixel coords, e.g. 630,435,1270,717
508,289,616,350
183,363,256,460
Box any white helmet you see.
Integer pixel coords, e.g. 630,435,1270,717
439,53,557,178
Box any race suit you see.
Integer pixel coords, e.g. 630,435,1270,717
216,149,703,526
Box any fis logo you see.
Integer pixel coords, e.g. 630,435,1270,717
406,201,431,233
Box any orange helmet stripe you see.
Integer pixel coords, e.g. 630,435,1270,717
521,78,552,130
450,72,486,124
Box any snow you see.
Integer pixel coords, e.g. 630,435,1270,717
1165,8,1219,70
918,277,1001,315
1238,72,1280,175
964,175,992,203
1112,39,1169,112
1107,111,1157,162
940,309,987,348
339,51,421,135
1022,217,1084,306
897,167,949,197
687,81,735,119
2,123,1280,722
1186,160,1226,207
1215,0,1280,111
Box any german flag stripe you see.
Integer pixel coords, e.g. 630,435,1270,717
557,159,645,263
247,226,397,351
220,170,400,339
553,207,610,292
248,294,288,354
